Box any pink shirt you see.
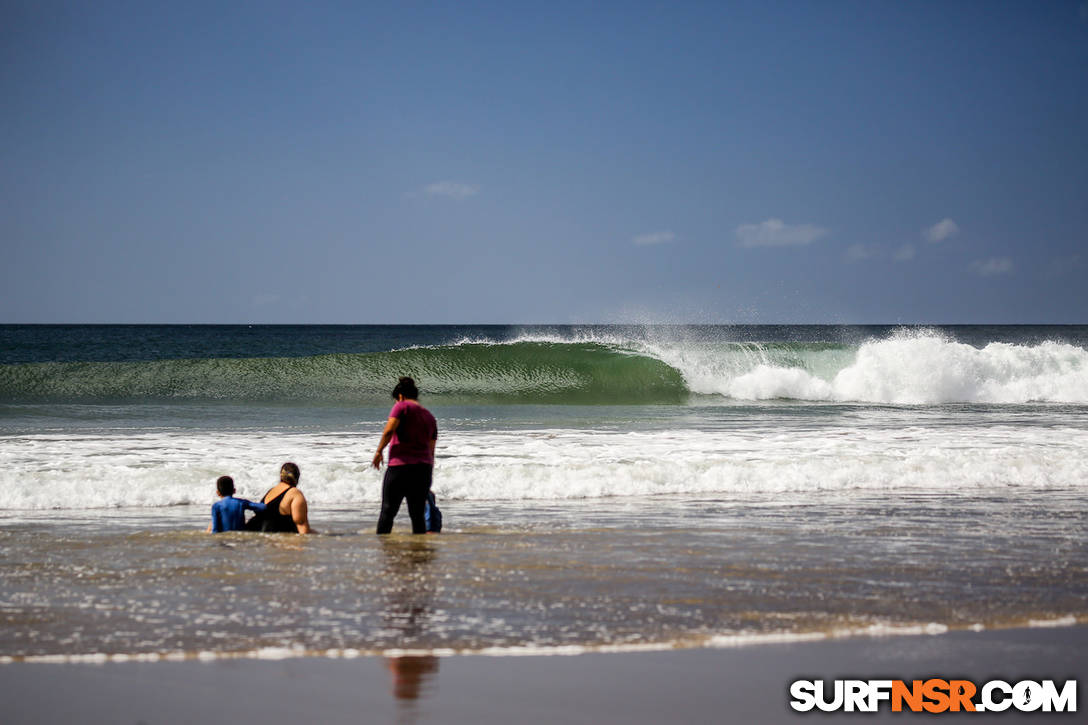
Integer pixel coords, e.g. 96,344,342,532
388,399,438,466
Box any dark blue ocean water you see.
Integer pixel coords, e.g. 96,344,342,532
3,324,1087,365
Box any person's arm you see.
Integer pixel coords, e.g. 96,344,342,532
371,416,400,469
290,492,314,534
243,499,268,513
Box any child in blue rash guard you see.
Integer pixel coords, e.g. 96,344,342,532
207,476,267,533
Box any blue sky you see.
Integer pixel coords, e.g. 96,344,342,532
3,0,1087,323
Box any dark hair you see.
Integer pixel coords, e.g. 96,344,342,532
280,462,300,486
216,475,235,496
392,376,419,400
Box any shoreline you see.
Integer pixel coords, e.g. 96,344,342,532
1,616,1083,665
2,626,1083,723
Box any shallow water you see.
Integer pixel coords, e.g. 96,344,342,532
2,491,1085,661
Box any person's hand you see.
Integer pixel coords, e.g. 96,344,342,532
371,450,384,469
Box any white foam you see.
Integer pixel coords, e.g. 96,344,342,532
253,646,307,660
705,631,828,648
833,622,949,638
2,413,1087,510
5,616,1083,666
1028,615,1078,628
637,330,1088,404
832,335,1088,404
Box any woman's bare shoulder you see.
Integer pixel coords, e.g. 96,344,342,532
262,482,289,503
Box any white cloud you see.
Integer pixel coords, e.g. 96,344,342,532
844,244,878,262
893,244,916,262
970,257,1014,277
924,218,959,243
632,230,676,247
735,218,828,248
423,181,480,200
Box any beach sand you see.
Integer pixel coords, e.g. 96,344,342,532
2,626,1082,724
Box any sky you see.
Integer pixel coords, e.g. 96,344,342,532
2,0,1087,324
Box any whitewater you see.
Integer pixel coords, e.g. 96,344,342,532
648,330,1088,404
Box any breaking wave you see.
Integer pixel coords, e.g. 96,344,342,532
1,330,1085,405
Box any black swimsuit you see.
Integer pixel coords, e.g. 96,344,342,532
246,487,299,533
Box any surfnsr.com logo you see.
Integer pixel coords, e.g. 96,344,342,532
789,679,1077,713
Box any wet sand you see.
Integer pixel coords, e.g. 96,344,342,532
2,626,1083,724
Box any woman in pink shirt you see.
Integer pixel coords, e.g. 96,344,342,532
371,376,438,534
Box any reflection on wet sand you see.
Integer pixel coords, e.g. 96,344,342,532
385,655,440,700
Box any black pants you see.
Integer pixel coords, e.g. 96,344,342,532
376,463,433,534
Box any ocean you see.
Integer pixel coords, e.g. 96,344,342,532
1,324,1086,662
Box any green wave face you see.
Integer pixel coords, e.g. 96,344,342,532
0,342,689,405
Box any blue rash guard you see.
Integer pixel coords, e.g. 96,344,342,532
210,496,267,533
